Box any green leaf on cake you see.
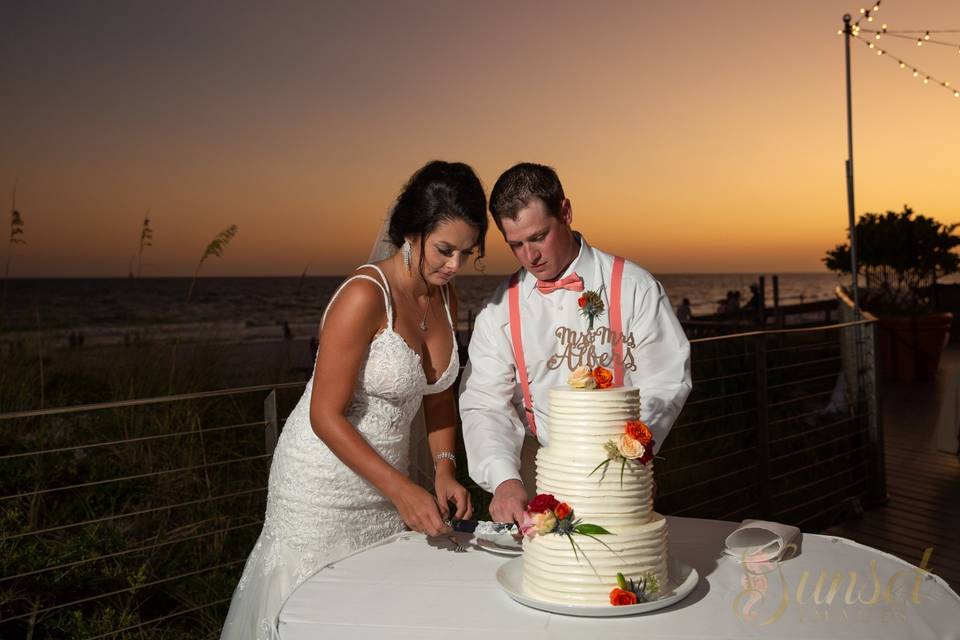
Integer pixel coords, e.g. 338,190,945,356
574,524,611,535
588,458,611,478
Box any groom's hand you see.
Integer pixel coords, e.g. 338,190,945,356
490,479,528,524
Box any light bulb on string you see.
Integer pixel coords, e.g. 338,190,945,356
917,38,923,46
924,31,930,40
899,61,905,68
913,69,919,76
877,49,883,55
924,76,930,84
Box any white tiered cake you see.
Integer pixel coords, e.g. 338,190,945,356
521,385,669,605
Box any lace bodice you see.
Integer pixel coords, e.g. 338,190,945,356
221,264,458,640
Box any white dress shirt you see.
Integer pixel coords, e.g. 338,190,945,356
459,234,692,493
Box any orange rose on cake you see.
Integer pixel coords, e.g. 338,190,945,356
592,366,613,389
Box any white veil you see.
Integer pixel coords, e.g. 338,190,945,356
367,205,434,492
367,206,398,263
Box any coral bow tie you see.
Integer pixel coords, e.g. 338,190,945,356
536,273,585,294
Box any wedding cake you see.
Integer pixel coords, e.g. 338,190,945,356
520,373,669,606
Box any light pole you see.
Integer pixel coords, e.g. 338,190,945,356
843,14,861,313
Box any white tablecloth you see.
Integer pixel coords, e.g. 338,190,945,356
279,516,960,640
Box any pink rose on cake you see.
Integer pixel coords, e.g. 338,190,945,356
567,365,596,389
591,419,657,484
616,433,646,459
529,510,558,536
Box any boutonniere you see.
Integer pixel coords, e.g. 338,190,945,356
577,284,606,330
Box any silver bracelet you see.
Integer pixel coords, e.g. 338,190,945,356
434,451,456,467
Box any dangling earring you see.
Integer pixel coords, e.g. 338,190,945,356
401,239,412,272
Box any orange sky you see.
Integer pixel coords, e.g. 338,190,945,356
2,1,958,277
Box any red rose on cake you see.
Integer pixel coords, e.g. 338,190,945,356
526,493,560,514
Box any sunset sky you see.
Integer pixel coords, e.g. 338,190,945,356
3,0,958,277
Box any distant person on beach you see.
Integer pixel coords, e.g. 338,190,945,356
718,290,740,315
222,161,488,640
459,162,692,524
677,298,693,322
746,283,762,321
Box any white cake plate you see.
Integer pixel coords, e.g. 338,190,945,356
496,556,699,617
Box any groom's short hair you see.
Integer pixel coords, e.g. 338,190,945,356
489,163,565,229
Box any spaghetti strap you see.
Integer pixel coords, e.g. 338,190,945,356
440,284,453,325
321,268,393,329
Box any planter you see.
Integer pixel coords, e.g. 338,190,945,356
875,312,953,382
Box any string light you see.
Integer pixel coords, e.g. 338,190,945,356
846,6,957,102
858,28,960,49
854,0,880,29
854,35,957,101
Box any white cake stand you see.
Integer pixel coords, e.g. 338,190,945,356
496,556,699,617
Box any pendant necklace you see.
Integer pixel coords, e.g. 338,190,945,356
395,255,430,331
418,298,429,332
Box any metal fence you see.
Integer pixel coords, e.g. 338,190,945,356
0,318,882,638
655,318,884,532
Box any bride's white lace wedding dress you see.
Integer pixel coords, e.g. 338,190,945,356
221,264,458,640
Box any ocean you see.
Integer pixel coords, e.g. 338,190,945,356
1,273,843,349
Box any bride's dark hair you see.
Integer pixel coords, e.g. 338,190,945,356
388,161,488,268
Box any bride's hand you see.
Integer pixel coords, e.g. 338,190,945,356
387,480,450,536
433,469,473,521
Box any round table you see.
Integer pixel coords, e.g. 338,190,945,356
278,516,960,639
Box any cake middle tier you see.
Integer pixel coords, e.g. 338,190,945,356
535,449,655,525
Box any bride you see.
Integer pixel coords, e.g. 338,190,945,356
221,161,488,640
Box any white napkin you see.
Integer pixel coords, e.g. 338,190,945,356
723,519,801,562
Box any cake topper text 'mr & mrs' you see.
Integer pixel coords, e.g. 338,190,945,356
546,326,637,372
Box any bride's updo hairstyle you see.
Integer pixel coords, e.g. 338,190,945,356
388,161,488,271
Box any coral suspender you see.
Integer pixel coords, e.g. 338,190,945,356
507,270,537,437
610,256,626,386
507,255,626,438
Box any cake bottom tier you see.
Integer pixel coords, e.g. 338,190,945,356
521,512,669,605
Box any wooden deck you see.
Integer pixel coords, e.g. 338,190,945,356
824,345,960,592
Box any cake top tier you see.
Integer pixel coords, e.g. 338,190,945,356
549,386,640,422
550,386,639,401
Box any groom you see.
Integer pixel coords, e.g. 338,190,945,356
459,163,692,523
